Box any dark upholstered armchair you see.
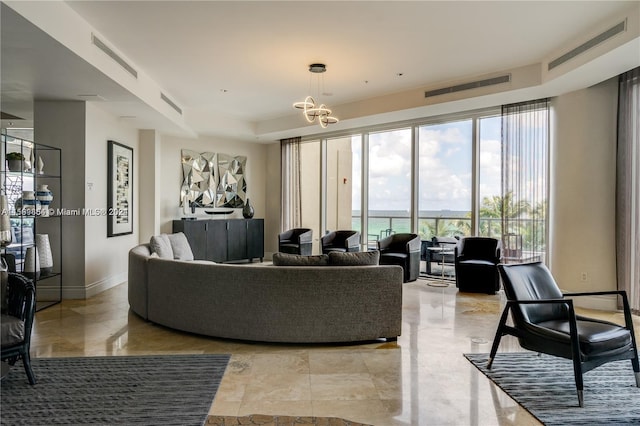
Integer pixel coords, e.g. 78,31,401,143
489,262,639,407
454,237,501,294
278,228,313,255
377,233,421,282
1,272,37,384
321,230,360,254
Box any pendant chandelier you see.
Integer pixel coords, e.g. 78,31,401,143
293,63,339,128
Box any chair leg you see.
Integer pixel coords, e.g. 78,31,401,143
22,350,36,385
571,356,584,407
632,356,640,387
487,306,510,369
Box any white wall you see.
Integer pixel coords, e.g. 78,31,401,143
34,101,138,298
84,103,139,297
34,101,86,299
265,142,281,256
138,129,161,242
550,77,619,310
158,135,268,238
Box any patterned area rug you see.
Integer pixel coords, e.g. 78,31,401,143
465,352,640,425
1,354,230,425
206,414,371,425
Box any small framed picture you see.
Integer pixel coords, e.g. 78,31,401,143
107,140,133,237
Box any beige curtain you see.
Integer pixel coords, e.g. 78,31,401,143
616,67,640,314
501,99,549,263
281,137,302,231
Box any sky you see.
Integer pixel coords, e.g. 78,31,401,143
356,116,502,212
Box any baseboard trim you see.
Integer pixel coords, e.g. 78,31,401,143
564,292,618,311
57,272,127,299
85,272,127,298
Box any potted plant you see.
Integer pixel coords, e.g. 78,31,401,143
6,152,25,172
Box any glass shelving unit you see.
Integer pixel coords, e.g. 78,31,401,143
1,133,62,310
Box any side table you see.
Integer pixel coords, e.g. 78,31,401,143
426,246,455,287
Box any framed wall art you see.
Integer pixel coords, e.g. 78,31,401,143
107,140,133,237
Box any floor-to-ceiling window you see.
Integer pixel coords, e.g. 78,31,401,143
281,105,548,261
367,128,412,248
418,120,472,240
478,115,502,238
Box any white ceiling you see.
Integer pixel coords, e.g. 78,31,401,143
2,1,639,142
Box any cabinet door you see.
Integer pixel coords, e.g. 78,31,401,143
226,219,248,261
206,220,228,262
247,219,264,261
173,220,207,260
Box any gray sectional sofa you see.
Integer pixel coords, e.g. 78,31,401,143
128,242,403,343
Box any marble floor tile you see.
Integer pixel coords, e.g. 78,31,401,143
242,373,312,401
310,373,380,401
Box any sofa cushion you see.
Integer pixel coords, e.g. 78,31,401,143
149,234,173,259
0,313,24,346
168,232,194,261
272,252,329,266
329,250,380,266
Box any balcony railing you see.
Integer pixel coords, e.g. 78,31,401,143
352,213,546,259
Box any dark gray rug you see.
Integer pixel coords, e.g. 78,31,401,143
1,354,230,425
465,352,640,425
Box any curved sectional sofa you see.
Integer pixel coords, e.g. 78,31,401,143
128,243,403,343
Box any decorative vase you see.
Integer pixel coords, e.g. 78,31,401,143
20,191,36,215
242,198,254,219
36,184,53,216
7,159,24,172
37,156,45,174
36,234,53,275
23,246,40,279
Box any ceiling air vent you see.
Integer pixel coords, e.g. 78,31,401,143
425,74,511,98
548,20,627,71
160,92,182,115
91,34,138,78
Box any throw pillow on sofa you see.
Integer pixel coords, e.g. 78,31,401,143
168,232,194,261
328,250,380,266
272,252,329,266
149,234,173,259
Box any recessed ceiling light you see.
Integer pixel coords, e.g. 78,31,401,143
220,89,228,93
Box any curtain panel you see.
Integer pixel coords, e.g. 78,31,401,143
501,99,550,263
616,67,640,314
281,137,302,231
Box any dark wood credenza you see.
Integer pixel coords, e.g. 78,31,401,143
172,218,264,263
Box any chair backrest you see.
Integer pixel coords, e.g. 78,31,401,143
279,228,312,243
379,233,420,252
457,237,500,261
322,230,360,248
433,236,458,249
498,262,566,325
